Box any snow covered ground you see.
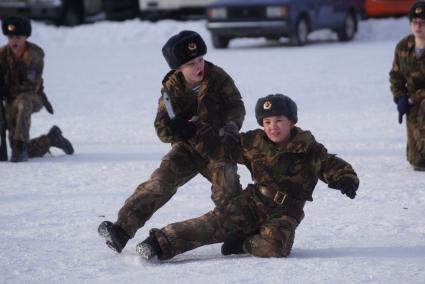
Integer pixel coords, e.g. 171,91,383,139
1,17,424,284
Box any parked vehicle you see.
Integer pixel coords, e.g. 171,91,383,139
139,0,214,21
0,0,103,26
206,0,364,48
365,0,416,18
103,0,139,21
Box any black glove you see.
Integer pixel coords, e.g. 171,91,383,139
168,116,196,140
197,122,220,155
330,176,358,199
219,122,240,148
397,96,410,124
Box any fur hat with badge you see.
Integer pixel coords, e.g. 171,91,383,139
255,94,298,126
162,30,207,69
409,1,425,21
2,15,31,37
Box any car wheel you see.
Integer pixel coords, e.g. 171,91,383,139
290,17,309,46
266,36,280,42
337,12,356,42
60,1,83,26
140,11,160,22
212,34,230,49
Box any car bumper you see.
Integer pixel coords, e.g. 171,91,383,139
0,6,62,20
207,20,289,38
104,0,138,20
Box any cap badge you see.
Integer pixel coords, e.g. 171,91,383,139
263,101,272,110
188,42,197,51
7,24,16,32
416,7,423,14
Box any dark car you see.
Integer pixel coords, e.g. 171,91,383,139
103,0,140,21
206,0,364,48
0,0,103,26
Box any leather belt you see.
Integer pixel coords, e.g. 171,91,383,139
257,185,305,207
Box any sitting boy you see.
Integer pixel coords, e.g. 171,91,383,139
136,94,359,260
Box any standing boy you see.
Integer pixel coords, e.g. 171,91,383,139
390,1,425,171
98,30,245,253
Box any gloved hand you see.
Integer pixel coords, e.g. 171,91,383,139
168,116,196,140
330,176,358,199
397,96,410,124
197,122,220,155
219,122,240,144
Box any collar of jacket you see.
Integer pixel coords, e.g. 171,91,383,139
161,60,213,90
4,41,43,62
260,127,315,154
407,34,415,50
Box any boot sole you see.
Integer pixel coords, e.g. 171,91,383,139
136,242,157,260
98,222,123,253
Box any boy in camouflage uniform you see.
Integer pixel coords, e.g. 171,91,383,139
136,94,359,260
98,30,245,253
0,16,74,162
390,1,425,171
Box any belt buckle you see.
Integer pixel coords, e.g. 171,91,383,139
273,191,287,205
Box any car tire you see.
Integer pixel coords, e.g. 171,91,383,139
140,11,160,22
337,12,357,42
290,17,309,46
212,34,230,49
60,1,83,26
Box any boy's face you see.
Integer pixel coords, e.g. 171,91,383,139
410,18,425,41
263,115,294,147
7,35,27,54
177,56,205,86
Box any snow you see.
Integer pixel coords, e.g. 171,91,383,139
1,17,424,284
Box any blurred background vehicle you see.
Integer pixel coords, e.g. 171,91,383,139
138,0,214,21
206,0,365,48
103,0,139,21
364,0,416,18
0,0,104,26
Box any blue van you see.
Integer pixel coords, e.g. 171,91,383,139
206,0,364,48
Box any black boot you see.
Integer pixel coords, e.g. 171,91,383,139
414,159,425,171
98,221,130,253
136,235,161,260
10,140,28,163
47,126,74,155
221,237,246,256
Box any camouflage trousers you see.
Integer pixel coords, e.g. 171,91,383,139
5,94,50,157
116,141,242,238
150,184,305,260
406,99,425,167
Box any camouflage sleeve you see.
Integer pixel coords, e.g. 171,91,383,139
153,91,179,143
14,48,44,95
410,88,425,104
220,76,245,129
312,141,359,189
389,43,407,103
0,56,6,99
229,132,245,164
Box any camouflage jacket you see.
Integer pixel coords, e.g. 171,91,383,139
234,127,359,201
0,41,44,100
390,35,425,104
154,61,245,144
